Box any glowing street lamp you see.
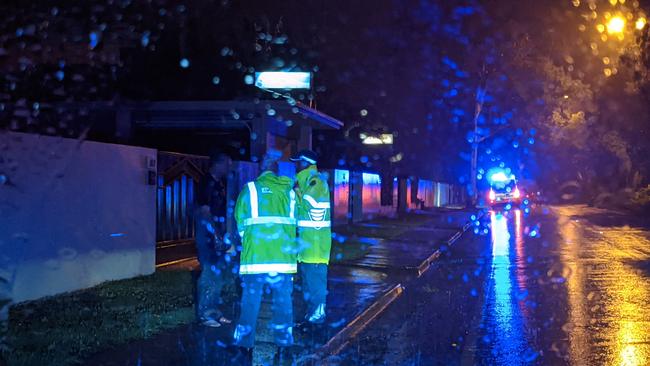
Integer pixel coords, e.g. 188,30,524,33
607,16,626,34
636,17,647,30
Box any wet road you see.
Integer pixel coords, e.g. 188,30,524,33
338,205,650,365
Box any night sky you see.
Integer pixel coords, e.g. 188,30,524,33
2,0,650,194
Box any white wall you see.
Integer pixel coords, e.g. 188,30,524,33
0,132,156,303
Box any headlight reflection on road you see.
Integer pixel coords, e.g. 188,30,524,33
485,210,533,362
513,209,531,319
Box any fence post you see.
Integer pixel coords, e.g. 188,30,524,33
349,171,363,223
397,177,408,214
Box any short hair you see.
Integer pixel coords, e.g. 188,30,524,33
261,159,279,173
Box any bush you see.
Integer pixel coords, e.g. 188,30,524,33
632,185,650,212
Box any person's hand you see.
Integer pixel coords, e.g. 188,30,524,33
226,244,236,255
224,233,237,254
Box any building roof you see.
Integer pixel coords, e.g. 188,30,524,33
129,100,343,130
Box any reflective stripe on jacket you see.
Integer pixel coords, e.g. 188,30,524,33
235,171,297,274
295,165,332,264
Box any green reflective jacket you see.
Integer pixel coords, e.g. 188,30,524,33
295,165,332,264
234,171,297,275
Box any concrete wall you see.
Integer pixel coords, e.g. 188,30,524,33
0,132,157,303
361,173,395,218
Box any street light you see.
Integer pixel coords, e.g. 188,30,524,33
636,17,647,30
607,16,626,34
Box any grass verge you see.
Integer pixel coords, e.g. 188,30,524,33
7,271,195,366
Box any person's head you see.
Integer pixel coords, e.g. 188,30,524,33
261,149,282,174
209,153,231,177
290,149,318,171
261,160,279,174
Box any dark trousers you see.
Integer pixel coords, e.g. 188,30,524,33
197,257,229,320
195,216,232,320
300,263,328,317
234,273,294,348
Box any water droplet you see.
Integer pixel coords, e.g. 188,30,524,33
141,31,150,47
89,31,100,49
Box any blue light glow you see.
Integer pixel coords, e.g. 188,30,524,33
179,58,190,68
89,32,100,49
335,170,349,185
141,31,150,47
490,172,509,182
482,211,531,363
362,173,381,185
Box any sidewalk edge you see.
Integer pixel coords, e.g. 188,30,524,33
412,209,486,277
299,283,404,365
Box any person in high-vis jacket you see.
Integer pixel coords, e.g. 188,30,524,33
232,151,297,359
290,150,331,324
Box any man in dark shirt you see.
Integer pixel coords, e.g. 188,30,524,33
195,153,234,327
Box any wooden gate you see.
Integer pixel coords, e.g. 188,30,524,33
155,151,259,266
155,152,208,266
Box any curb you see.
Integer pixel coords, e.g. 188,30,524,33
299,209,487,364
298,283,404,365
412,209,486,277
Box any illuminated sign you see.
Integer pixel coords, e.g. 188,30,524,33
360,133,393,145
254,72,312,90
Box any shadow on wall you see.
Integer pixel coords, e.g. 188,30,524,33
0,132,157,303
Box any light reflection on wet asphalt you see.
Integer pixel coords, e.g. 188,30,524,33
341,205,650,365
476,206,650,365
554,206,650,366
478,210,534,364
